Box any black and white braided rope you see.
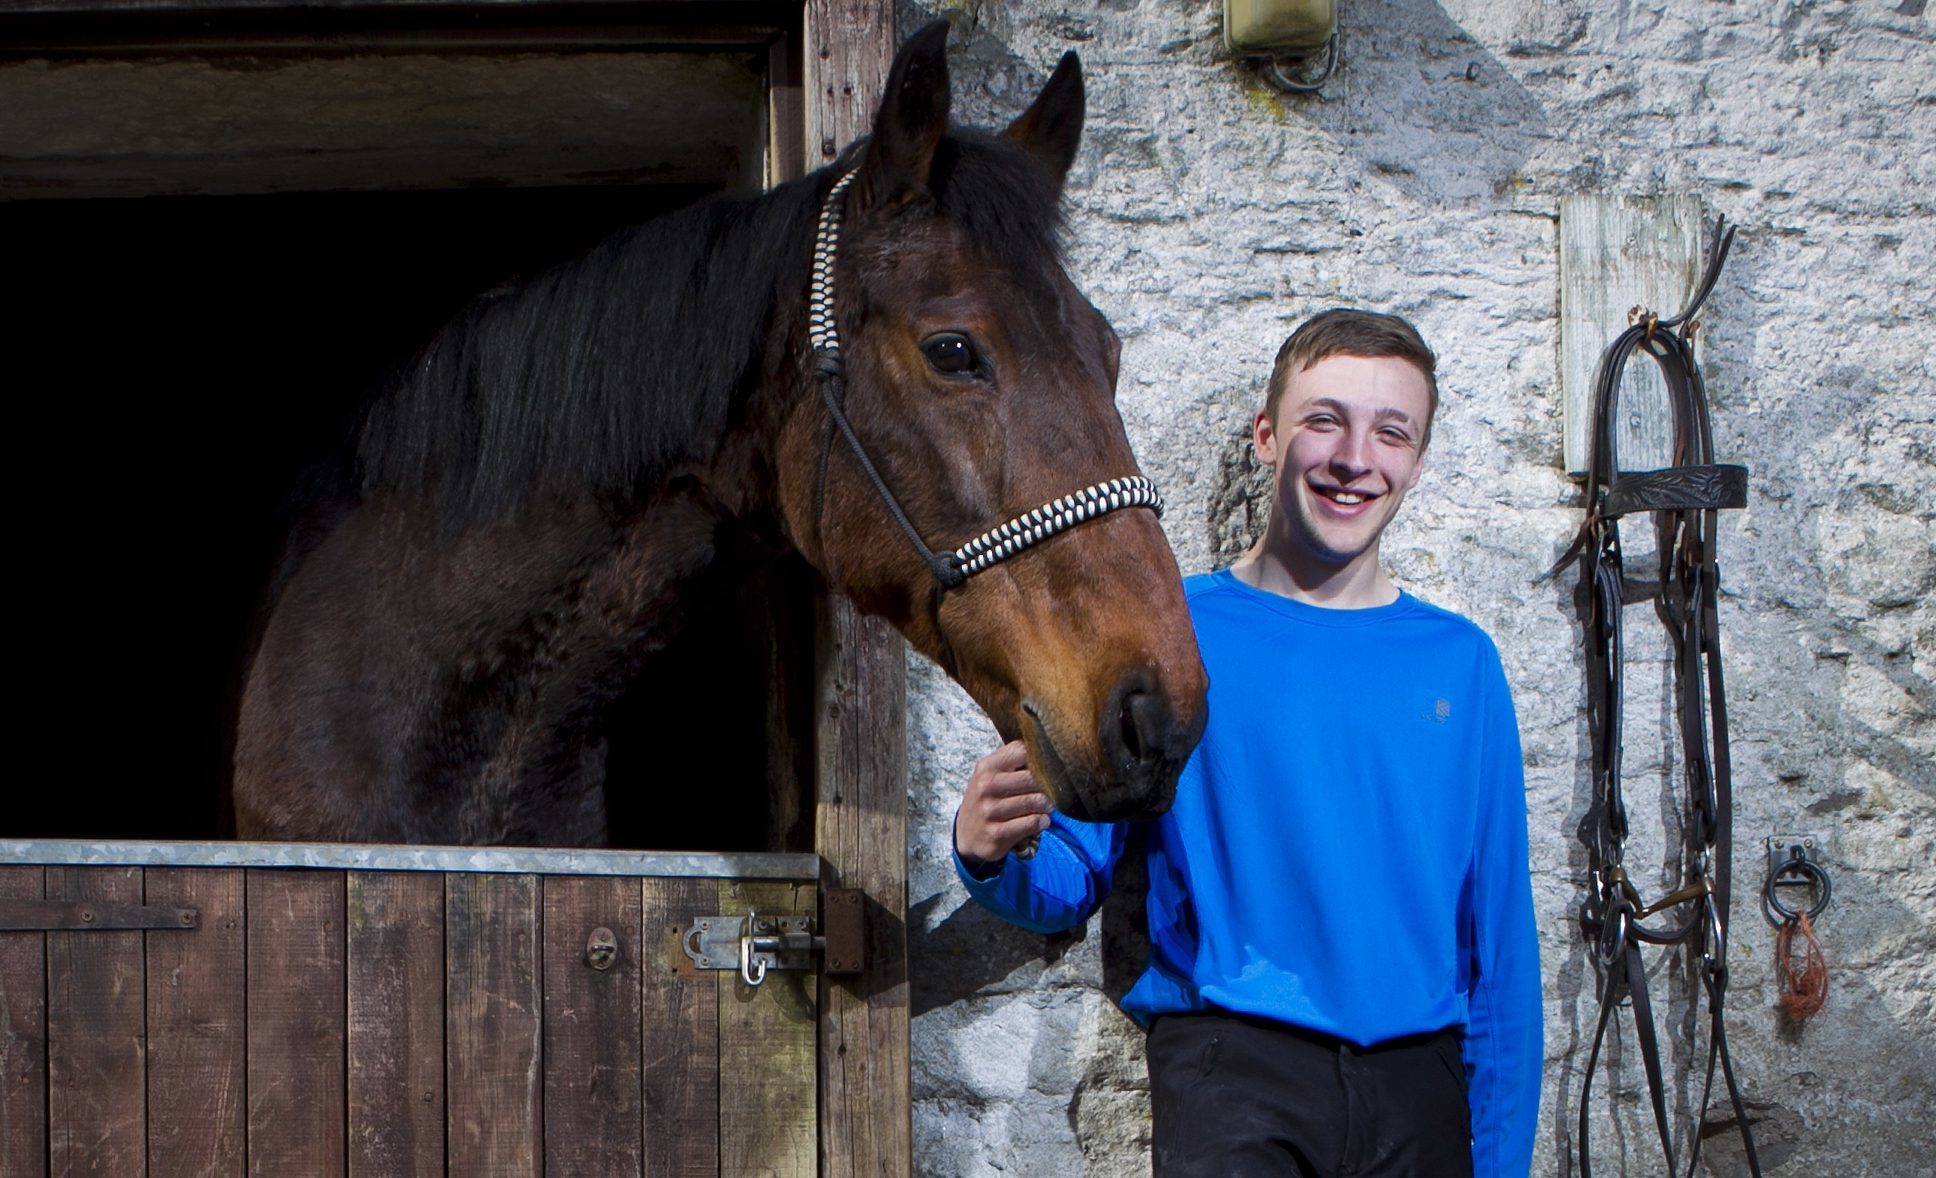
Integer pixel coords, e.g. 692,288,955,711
953,477,1164,578
806,168,1165,587
807,169,859,358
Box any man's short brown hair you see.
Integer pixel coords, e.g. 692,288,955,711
1265,309,1440,450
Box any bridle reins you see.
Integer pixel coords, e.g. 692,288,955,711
1565,217,1762,1178
807,168,1164,590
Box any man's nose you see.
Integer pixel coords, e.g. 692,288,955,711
1328,428,1374,476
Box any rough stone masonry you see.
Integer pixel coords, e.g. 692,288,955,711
899,2,1933,1174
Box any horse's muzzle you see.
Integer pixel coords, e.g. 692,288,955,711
1027,670,1206,825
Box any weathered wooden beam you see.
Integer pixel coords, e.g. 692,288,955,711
46,867,146,1176
0,897,196,930
246,869,348,1174
1559,193,1705,475
542,875,646,1175
347,871,447,1178
804,5,912,1174
718,879,818,1177
145,868,246,1175
0,867,48,1178
641,876,721,1178
445,873,542,1177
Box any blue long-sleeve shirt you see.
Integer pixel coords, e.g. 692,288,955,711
957,569,1543,1177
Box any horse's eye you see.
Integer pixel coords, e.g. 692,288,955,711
921,333,981,377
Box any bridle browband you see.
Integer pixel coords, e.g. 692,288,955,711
1563,217,1762,1178
807,168,1164,590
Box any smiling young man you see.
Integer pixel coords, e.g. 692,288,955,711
954,310,1542,1176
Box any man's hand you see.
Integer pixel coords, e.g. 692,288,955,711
955,739,1052,871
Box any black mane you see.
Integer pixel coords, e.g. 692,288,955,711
352,127,1067,524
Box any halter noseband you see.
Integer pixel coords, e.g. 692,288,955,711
808,168,1164,590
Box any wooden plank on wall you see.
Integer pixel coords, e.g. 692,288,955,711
46,865,145,1177
641,876,719,1178
0,866,47,1178
717,879,817,1178
446,873,541,1177
146,867,245,1177
246,869,346,1176
1560,193,1706,475
541,874,642,1175
347,872,445,1178
804,4,913,1171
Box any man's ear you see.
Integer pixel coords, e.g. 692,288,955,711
854,20,951,213
1252,407,1280,468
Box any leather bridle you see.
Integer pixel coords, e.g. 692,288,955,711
807,168,1164,590
1565,217,1763,1178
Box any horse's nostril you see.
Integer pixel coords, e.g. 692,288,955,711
1119,692,1147,762
1116,687,1169,768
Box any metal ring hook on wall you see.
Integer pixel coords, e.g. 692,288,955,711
1262,33,1339,94
1763,843,1832,924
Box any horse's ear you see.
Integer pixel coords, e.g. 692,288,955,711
1004,51,1085,196
856,20,952,210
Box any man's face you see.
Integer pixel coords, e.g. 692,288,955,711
1254,353,1431,573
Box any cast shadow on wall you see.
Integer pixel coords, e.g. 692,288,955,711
910,827,1152,1019
1296,0,1554,206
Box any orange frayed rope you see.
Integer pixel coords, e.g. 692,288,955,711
1774,911,1828,1021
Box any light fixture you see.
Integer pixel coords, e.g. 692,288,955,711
1224,0,1339,94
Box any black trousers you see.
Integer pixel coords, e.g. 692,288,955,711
1147,1010,1474,1178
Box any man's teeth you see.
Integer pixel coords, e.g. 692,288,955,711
1330,491,1366,504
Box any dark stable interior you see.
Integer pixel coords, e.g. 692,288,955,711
5,187,814,851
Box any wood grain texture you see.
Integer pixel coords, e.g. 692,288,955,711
806,13,911,1178
446,873,541,1177
1560,193,1705,475
346,872,445,1178
812,599,912,1178
717,880,817,1178
0,866,46,1178
145,867,245,1177
640,876,718,1178
541,874,642,1176
805,9,909,1170
245,869,346,1177
46,865,146,1178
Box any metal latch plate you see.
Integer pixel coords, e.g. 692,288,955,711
684,912,814,985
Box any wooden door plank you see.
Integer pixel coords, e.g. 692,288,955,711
717,879,816,1178
0,866,47,1178
245,869,346,1176
346,872,445,1178
541,875,642,1176
640,876,718,1178
46,865,146,1177
146,867,245,1177
446,873,541,1177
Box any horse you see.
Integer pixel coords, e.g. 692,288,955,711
231,21,1208,846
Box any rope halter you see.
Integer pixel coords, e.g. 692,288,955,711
807,168,1164,590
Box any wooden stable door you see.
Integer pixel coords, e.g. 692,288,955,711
0,847,824,1176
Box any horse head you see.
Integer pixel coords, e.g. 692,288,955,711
776,23,1207,823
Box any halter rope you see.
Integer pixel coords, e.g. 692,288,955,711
808,168,1164,590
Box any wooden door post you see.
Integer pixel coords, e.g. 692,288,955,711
804,8,912,1176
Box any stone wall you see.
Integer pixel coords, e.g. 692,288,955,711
901,1,1933,1174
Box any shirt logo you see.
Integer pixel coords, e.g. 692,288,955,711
1434,698,1451,722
